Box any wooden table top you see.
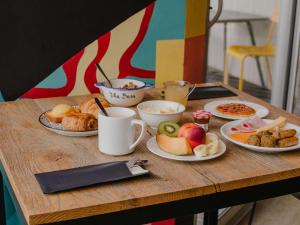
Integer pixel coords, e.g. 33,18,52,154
1,82,300,225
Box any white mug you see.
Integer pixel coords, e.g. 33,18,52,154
98,107,146,156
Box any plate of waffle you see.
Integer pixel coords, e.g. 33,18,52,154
204,100,269,120
39,98,109,137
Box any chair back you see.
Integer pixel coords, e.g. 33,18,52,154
266,3,280,44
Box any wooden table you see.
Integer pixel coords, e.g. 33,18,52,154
210,10,270,88
1,83,300,225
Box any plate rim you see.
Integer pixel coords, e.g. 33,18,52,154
204,100,269,120
220,119,300,153
146,136,226,161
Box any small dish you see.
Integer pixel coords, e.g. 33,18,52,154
146,137,226,161
39,111,98,137
95,79,151,107
137,100,185,128
204,100,269,120
221,119,300,153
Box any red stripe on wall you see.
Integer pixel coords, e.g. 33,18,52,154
84,32,111,93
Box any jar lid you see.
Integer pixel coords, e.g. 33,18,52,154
193,110,212,120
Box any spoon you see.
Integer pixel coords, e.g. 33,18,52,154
185,83,197,99
95,63,113,88
94,98,109,116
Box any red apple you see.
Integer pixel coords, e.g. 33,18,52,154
178,123,206,148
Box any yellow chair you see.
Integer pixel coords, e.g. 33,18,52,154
224,6,279,91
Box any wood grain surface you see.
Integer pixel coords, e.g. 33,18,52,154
0,82,300,225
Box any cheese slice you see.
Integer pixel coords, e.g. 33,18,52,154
256,116,287,133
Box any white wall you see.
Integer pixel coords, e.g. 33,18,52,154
209,0,277,88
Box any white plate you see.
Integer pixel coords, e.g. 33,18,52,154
146,137,226,161
38,112,98,137
204,100,269,120
221,119,300,153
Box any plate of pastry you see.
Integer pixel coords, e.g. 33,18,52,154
39,98,109,137
221,116,300,153
146,121,226,161
204,100,269,120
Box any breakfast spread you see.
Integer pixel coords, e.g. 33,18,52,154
39,79,300,159
193,110,212,131
45,98,109,132
228,116,299,148
156,121,221,157
216,103,256,116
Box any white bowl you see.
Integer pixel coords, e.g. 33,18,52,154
95,79,150,107
137,100,185,128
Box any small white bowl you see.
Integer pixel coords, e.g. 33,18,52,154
95,79,150,107
137,100,185,128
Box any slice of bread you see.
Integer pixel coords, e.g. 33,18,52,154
46,104,74,123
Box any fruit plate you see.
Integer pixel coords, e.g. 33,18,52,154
204,100,269,120
221,119,300,153
146,137,226,161
38,111,98,137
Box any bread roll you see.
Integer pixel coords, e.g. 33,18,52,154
79,98,109,119
46,104,74,123
62,113,98,131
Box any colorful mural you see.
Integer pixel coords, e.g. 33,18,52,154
0,0,208,101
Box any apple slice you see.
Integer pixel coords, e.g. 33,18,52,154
156,134,193,155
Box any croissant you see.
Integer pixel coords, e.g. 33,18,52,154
61,113,98,131
79,98,109,119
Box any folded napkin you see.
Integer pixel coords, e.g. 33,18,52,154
188,86,237,100
35,160,149,194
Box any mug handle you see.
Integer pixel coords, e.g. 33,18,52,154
130,119,146,150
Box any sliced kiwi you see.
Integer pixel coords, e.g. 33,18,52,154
158,121,180,137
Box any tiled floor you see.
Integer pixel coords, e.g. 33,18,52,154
238,195,300,225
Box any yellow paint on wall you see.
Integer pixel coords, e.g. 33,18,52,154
185,0,208,38
99,9,145,81
155,40,185,88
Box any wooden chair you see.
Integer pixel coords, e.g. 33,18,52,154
223,6,279,91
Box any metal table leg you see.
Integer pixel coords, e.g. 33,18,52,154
247,201,257,225
175,214,196,225
203,210,218,225
246,21,266,88
223,22,228,73
0,171,6,225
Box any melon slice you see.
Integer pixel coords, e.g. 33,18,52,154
156,134,193,155
229,132,256,143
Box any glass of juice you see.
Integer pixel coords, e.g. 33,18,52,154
163,80,190,106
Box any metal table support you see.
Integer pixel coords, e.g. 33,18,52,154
0,170,6,225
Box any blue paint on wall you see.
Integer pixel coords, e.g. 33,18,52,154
0,90,4,102
131,0,185,70
36,67,67,88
